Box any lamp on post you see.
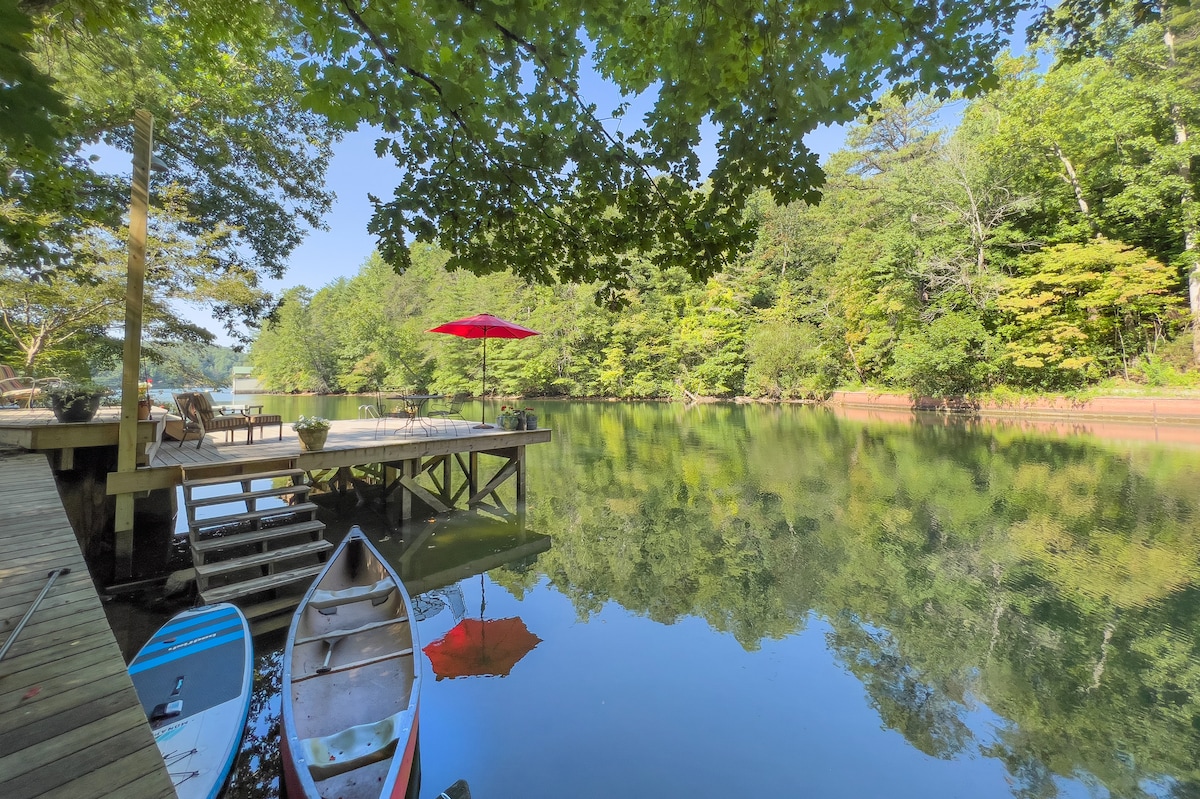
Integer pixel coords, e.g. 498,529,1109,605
113,109,158,582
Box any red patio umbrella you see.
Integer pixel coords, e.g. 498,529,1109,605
422,616,542,680
428,313,539,428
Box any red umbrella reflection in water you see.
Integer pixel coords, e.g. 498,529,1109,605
422,617,542,680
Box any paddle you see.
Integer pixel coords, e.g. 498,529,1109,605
0,568,71,662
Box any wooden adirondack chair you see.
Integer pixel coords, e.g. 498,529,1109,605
0,365,62,408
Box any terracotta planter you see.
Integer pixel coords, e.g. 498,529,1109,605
137,399,152,420
50,393,103,423
297,428,328,451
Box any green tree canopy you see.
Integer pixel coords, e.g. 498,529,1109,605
3,0,339,340
288,0,1032,302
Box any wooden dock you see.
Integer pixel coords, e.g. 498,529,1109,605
0,451,174,799
0,409,550,500
105,416,551,514
0,408,552,580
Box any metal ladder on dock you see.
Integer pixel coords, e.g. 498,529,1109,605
182,467,332,619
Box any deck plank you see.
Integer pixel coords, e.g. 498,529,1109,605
0,452,173,799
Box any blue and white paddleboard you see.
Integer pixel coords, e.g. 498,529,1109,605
128,603,253,799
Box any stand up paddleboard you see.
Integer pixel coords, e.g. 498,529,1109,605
129,603,253,799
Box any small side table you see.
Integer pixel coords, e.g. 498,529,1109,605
247,414,283,443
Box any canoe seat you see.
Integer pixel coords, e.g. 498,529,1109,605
309,578,396,615
296,615,411,646
301,710,410,780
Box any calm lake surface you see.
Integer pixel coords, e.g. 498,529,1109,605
121,396,1200,798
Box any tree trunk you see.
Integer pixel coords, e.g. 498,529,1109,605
1052,142,1097,233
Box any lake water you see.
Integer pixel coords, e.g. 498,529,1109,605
119,397,1200,798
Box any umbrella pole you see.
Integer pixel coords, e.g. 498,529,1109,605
474,333,493,428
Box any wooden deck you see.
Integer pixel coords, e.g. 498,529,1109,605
0,409,550,494
0,451,174,799
107,416,552,496
0,408,552,581
0,407,163,449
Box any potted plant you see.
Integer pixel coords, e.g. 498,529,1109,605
523,407,537,430
137,380,153,420
292,415,331,451
45,381,109,423
497,406,521,431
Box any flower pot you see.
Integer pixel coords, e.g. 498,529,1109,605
137,399,152,420
50,393,103,423
523,413,537,430
498,415,520,431
297,428,328,451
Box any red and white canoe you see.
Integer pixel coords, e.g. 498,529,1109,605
281,527,422,799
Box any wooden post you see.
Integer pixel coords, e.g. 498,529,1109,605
516,444,526,507
113,110,154,581
468,451,479,502
441,454,451,504
401,459,415,521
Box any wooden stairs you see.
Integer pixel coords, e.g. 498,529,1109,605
182,467,332,620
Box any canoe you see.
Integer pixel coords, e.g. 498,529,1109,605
281,526,422,799
127,603,253,799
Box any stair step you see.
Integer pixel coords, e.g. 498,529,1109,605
191,503,319,533
187,483,310,508
194,540,334,579
192,520,327,554
249,609,296,635
182,468,307,489
200,563,325,606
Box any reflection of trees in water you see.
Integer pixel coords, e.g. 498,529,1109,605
827,615,973,760
524,402,1200,796
226,648,283,799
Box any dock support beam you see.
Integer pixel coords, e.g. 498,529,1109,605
384,445,526,524
113,109,155,581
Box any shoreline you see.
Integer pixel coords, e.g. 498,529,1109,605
823,390,1200,424
819,390,1200,449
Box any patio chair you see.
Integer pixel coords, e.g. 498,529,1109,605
359,403,389,439
177,391,252,448
426,393,469,434
1,364,63,408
